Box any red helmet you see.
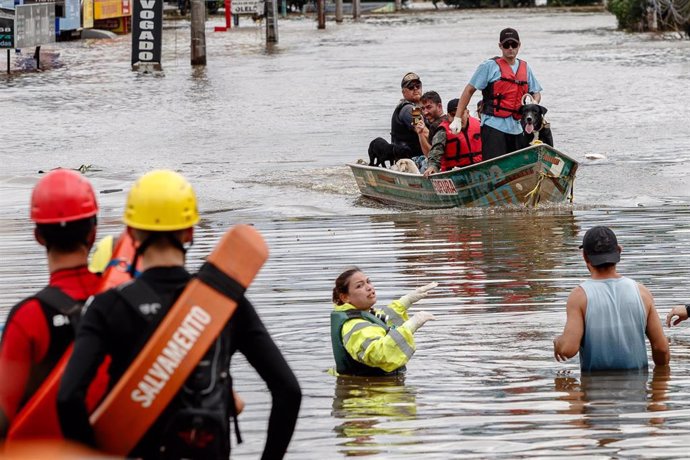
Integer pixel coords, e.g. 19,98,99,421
31,169,99,224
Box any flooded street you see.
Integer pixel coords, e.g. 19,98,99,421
3,7,690,458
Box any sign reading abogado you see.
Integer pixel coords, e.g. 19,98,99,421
131,0,162,70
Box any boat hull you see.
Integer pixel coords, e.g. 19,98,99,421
348,144,578,208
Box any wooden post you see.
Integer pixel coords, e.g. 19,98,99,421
190,0,207,65
265,0,278,43
394,0,401,11
34,45,40,71
335,0,342,22
317,0,325,29
352,0,360,19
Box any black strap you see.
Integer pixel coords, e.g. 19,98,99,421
196,262,246,303
34,287,82,316
116,280,175,362
345,310,363,320
116,280,164,323
233,412,243,445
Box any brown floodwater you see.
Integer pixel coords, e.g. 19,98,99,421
2,7,690,458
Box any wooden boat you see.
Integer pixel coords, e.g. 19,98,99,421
348,143,578,208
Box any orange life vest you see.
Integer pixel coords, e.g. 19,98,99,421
440,117,482,171
481,57,529,120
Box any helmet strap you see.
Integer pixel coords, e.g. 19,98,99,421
128,232,188,277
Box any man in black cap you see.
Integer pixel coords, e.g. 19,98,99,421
553,226,669,372
448,28,543,161
390,72,426,159
422,97,483,176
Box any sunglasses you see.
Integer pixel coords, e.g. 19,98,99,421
405,82,422,90
502,41,519,49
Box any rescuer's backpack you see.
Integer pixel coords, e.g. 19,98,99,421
116,280,241,459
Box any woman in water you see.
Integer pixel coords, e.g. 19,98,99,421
330,268,436,376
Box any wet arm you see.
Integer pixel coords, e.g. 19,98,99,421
456,84,477,121
639,284,670,366
417,123,431,156
553,287,586,361
236,299,301,460
57,304,109,447
424,129,446,175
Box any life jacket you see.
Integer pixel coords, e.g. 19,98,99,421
439,117,483,170
481,57,529,120
330,309,405,377
4,287,84,412
390,100,423,157
115,280,241,459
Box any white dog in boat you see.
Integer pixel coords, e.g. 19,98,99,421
389,159,421,174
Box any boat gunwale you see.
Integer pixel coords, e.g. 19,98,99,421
347,144,578,178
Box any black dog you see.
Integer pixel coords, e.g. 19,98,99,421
518,103,554,148
368,137,411,168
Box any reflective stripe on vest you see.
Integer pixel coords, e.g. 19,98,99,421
329,309,404,377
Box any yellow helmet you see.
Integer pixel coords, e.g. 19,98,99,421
123,170,200,231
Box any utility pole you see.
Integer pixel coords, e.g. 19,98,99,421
265,0,278,43
335,0,342,23
190,0,206,65
317,0,325,28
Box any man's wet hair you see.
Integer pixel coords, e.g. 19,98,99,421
36,217,97,252
420,91,442,105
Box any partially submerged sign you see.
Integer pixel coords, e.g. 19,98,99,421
131,0,162,71
0,8,13,49
231,0,264,15
15,3,55,48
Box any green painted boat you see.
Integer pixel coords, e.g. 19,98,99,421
349,143,578,208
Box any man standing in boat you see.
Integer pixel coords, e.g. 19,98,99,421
0,170,101,440
553,226,669,372
391,72,427,159
449,28,542,160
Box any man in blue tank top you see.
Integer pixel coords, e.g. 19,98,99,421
553,226,669,372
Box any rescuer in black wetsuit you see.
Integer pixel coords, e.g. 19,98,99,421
57,170,301,460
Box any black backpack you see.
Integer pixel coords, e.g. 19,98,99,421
116,281,241,460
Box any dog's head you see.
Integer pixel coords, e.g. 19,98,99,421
520,104,547,135
391,144,412,160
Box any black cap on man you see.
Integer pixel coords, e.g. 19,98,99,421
499,28,520,45
580,226,621,267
